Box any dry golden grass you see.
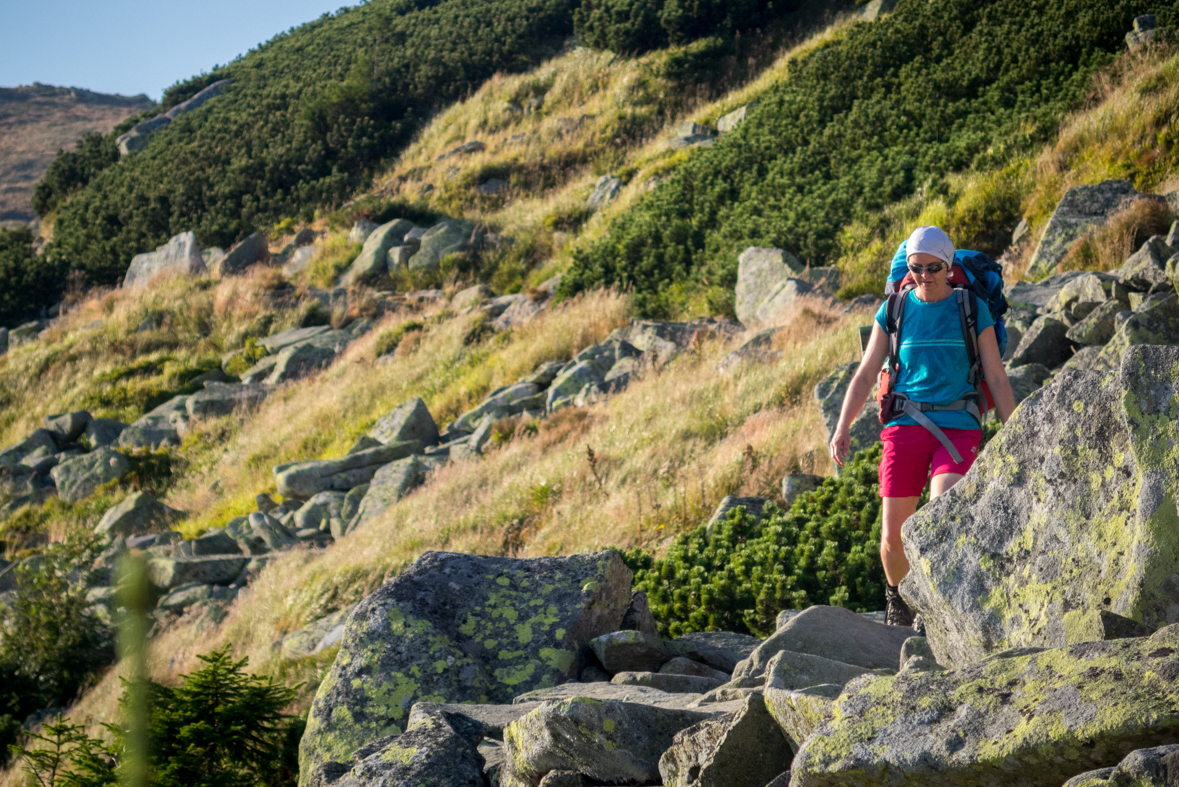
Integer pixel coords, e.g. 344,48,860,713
1058,197,1174,273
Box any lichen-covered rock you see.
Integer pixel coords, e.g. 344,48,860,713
83,418,127,448
902,345,1179,668
1067,299,1125,346
341,219,415,286
1117,235,1172,291
324,712,486,787
758,649,875,693
763,683,840,752
1063,744,1179,787
501,698,712,787
50,447,131,503
610,672,724,693
665,631,762,673
293,492,347,533
275,441,422,498
788,627,1179,787
95,491,183,536
299,551,633,781
733,606,909,680
408,219,476,272
408,702,539,743
620,590,659,638
659,694,792,787
735,247,806,326
280,606,356,659
1009,314,1072,369
588,630,669,673
266,343,338,384
0,429,59,467
367,397,440,447
1089,293,1179,373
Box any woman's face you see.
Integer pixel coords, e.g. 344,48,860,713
907,252,948,290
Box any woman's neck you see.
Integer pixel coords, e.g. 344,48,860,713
914,282,952,303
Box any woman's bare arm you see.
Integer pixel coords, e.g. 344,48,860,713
978,325,1015,424
829,321,890,467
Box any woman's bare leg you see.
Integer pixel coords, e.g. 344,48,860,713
930,472,964,498
881,496,919,585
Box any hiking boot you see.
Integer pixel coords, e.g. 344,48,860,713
884,584,914,627
912,614,927,637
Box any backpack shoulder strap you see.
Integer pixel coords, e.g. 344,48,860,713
955,288,982,386
884,290,909,391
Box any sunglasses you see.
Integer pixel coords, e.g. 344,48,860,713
908,262,945,276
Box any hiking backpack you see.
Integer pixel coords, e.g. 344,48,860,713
875,241,1009,463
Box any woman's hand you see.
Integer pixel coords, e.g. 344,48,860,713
829,425,851,468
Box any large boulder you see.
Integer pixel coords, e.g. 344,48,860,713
814,362,881,463
265,343,337,384
274,441,422,499
1027,180,1162,279
83,418,127,448
259,325,333,354
116,79,229,154
408,219,476,272
665,631,762,673
350,455,429,529
186,382,269,418
368,398,440,447
215,232,268,276
1008,314,1073,369
501,698,712,787
280,606,356,659
1089,293,1179,372
1116,235,1172,291
314,713,487,787
124,232,208,288
788,627,1179,787
659,694,792,787
147,555,250,590
733,606,909,680
0,429,58,466
902,345,1179,668
42,411,91,443
734,247,809,327
763,683,841,753
50,447,131,503
1064,745,1179,787
589,630,670,673
95,491,183,536
299,550,633,778
340,219,415,286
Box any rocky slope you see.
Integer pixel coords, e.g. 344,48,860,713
0,83,152,226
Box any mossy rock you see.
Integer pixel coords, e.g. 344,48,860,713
789,626,1179,786
298,550,633,783
902,345,1179,668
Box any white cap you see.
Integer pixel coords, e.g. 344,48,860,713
906,226,955,265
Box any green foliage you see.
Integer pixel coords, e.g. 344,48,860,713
564,0,1170,315
31,133,121,218
82,354,220,422
373,320,424,357
574,0,778,54
223,338,270,378
623,444,892,638
299,238,361,289
9,715,116,787
40,0,578,298
0,534,114,769
0,228,65,327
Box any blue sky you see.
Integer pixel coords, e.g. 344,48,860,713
1,0,352,100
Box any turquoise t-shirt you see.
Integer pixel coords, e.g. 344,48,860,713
874,291,994,430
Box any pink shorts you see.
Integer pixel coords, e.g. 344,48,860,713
879,424,980,498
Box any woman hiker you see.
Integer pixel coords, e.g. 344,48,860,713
828,226,1016,626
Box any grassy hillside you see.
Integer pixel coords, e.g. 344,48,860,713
562,0,1176,315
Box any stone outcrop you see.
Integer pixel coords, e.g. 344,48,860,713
902,345,1179,668
49,447,130,503
340,219,415,286
587,174,621,208
94,491,182,536
116,79,229,154
299,550,633,779
275,441,421,499
214,232,268,277
123,232,208,288
788,627,1179,787
1065,744,1179,787
408,219,477,271
734,247,810,326
317,712,487,787
814,362,881,464
659,694,792,787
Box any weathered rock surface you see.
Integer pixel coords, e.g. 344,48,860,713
1089,293,1179,372
147,555,249,590
763,683,840,752
124,232,208,288
50,447,131,503
216,232,268,276
1064,744,1179,787
659,656,730,683
367,397,440,447
589,630,669,673
95,491,183,536
735,247,809,326
501,698,711,787
789,627,1179,787
1009,314,1072,369
902,345,1179,668
814,362,881,462
665,631,762,673
83,418,127,448
351,455,429,528
42,411,90,442
759,648,875,693
659,694,792,787
186,382,269,418
341,219,415,286
275,441,422,498
324,713,487,787
265,343,337,384
610,671,724,693
705,495,768,532
734,606,909,680
116,79,228,154
0,429,58,466
587,174,622,208
299,550,633,778
280,606,356,659
408,219,476,272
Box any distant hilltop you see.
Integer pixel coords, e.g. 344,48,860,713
0,82,154,226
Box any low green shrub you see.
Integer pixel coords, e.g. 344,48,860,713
373,320,424,357
223,338,269,377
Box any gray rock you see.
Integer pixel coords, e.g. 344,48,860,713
132,394,191,433
0,429,59,466
660,693,791,787
475,178,508,196
608,318,740,368
124,232,208,288
341,219,415,286
185,382,269,418
1064,744,1179,787
1027,180,1162,279
258,325,332,354
1089,293,1179,372
1116,235,1172,291
706,495,768,533
216,232,268,276
1127,14,1161,49
367,397,440,447
901,345,1179,668
482,293,527,319
1009,314,1073,368
1045,272,1119,313
299,550,633,777
860,0,898,21
451,283,496,311
1058,345,1104,373
293,492,346,533
660,656,730,682
280,606,355,659
545,340,642,411
587,174,622,208
408,702,539,745
274,440,422,498
42,411,91,443
117,424,180,450
782,474,823,510
50,447,131,503
1066,299,1124,346
1098,610,1154,641
281,245,320,277
733,606,910,680
735,247,809,326
95,491,183,536
536,771,585,787
116,79,229,154
789,628,1179,787
249,512,296,551
665,631,762,674
81,418,126,448
758,648,875,694
187,528,241,556
763,682,840,753
325,714,487,787
265,343,337,384
348,219,379,244
408,219,476,272
611,671,724,693
620,589,659,638
589,630,669,673
502,698,712,787
494,296,548,330
814,362,881,461
454,383,541,432
717,102,759,134
352,455,428,527
147,555,249,589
